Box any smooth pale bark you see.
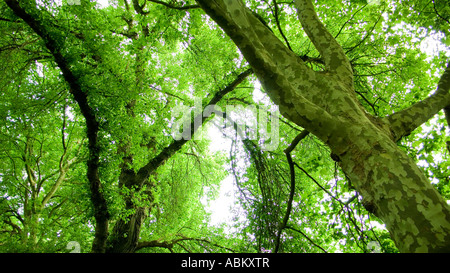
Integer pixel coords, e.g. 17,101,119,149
196,0,450,252
11,125,78,251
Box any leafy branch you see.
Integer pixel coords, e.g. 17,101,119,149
432,0,450,25
136,234,235,253
136,68,253,183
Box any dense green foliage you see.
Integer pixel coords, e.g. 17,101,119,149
0,0,448,253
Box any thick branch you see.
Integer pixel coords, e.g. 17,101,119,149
136,235,235,252
136,239,174,251
40,169,67,210
294,0,353,85
136,68,253,184
131,0,149,15
386,62,450,141
196,0,340,143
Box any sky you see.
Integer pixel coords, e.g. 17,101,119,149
55,0,450,238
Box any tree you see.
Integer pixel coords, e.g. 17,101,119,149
0,61,90,252
1,0,449,253
195,0,450,252
2,0,248,253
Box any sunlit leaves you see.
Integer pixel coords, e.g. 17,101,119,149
1,0,449,253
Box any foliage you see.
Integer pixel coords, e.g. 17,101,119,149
0,0,448,253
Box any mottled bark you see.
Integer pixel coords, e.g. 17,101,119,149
196,0,450,252
387,63,450,141
338,123,450,252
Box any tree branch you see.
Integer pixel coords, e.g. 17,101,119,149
147,0,199,10
432,0,450,25
386,62,450,141
136,68,253,184
131,0,149,15
274,130,309,253
334,3,367,39
4,0,110,253
136,239,174,251
273,0,293,51
293,0,353,85
344,11,384,55
286,226,327,252
196,0,340,144
136,235,235,252
294,162,343,205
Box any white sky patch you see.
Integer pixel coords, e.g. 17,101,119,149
207,122,233,154
36,61,44,77
203,111,250,231
420,31,450,60
95,0,110,8
252,79,272,106
205,175,240,227
204,123,241,229
369,220,386,231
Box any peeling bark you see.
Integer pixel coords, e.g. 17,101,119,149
196,0,450,252
387,63,450,141
7,0,450,253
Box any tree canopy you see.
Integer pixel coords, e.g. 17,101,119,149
0,0,449,253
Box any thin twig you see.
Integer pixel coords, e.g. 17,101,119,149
334,3,368,39
432,0,450,25
273,0,293,51
345,10,384,55
286,226,327,253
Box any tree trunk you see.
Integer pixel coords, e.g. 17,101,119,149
107,206,147,253
106,169,152,253
195,0,450,252
4,0,110,253
338,119,450,252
